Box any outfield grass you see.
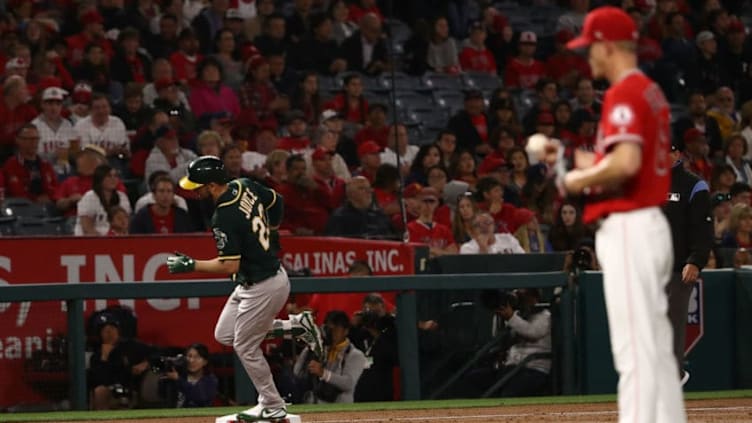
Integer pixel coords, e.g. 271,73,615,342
2,390,751,422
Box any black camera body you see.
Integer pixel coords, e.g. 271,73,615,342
149,354,186,374
573,246,594,271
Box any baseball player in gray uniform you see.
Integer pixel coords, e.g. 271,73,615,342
167,156,323,422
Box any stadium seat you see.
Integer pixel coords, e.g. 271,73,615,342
14,216,66,236
317,75,340,92
385,18,412,44
407,108,451,130
422,72,464,91
462,72,502,92
2,198,50,219
393,91,435,111
433,90,465,114
379,72,423,91
361,75,388,93
0,216,16,236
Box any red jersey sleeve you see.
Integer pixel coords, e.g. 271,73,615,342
599,85,648,151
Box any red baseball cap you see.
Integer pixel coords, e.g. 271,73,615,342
311,147,333,161
403,183,423,199
477,157,507,175
567,6,638,50
357,140,381,158
728,19,746,34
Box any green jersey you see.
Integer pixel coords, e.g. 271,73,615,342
211,178,284,284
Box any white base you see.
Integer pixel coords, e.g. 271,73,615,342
215,412,302,423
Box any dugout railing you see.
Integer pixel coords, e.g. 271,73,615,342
0,272,575,411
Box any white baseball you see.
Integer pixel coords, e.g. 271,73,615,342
525,133,550,164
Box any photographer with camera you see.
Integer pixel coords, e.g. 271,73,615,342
88,313,153,410
466,288,551,397
160,343,218,407
350,293,399,402
294,311,367,403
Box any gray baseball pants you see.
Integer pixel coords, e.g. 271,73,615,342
214,267,290,408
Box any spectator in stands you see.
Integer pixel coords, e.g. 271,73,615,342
721,203,752,248
553,101,576,143
724,133,752,183
212,28,243,90
162,343,218,407
459,212,525,254
488,98,523,140
33,87,76,165
55,145,113,220
192,0,230,54
711,163,736,194
148,14,180,59
695,31,724,94
326,74,369,126
546,29,590,92
435,130,458,168
427,16,460,74
66,9,113,68
142,60,189,109
263,149,289,190
740,102,752,159
72,44,112,95
75,164,131,236
734,247,752,268
170,29,203,86
107,206,130,236
325,176,394,239
278,154,332,235
293,13,347,75
380,124,419,173
452,191,478,244
255,13,289,56
506,147,530,197
88,312,152,410
448,90,489,156
406,144,441,186
548,201,591,252
310,146,346,206
355,104,389,149
476,176,532,234
244,0,275,41
351,293,398,402
239,128,274,178
130,175,194,233
557,0,588,33
221,144,246,179
427,165,450,199
111,28,152,85
0,75,37,161
354,140,382,183
330,0,357,45
407,186,457,257
731,182,752,206
291,72,323,127
662,12,699,76
144,125,198,183
2,123,57,203
294,310,367,404
504,31,546,90
449,149,477,189
404,18,431,76
681,128,714,182
74,93,130,160
114,84,151,136
309,125,350,179
277,110,311,153
570,77,601,116
372,164,401,216
238,56,285,132
286,0,314,45
532,112,556,138
341,13,389,75
722,19,751,102
708,86,741,140
713,192,733,244
673,92,723,158
515,215,551,254
188,57,241,122
134,170,188,213
458,21,496,75
522,165,557,226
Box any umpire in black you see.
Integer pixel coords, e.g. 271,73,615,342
662,140,714,385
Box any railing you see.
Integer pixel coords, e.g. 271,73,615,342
1,272,573,410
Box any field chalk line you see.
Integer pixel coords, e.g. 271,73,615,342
306,405,752,423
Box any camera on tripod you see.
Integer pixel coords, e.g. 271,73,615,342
149,354,186,374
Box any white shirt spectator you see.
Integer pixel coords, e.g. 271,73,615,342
32,115,77,163
380,146,419,169
74,115,130,153
505,309,552,374
144,146,198,183
302,151,352,180
460,234,525,254
242,151,267,173
134,192,189,213
74,190,132,235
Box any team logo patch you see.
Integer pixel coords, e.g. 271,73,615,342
609,104,634,126
213,228,228,250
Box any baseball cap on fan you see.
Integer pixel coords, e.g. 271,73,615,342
566,6,638,50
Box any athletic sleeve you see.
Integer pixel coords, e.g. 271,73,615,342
251,179,284,229
212,208,241,260
600,87,647,150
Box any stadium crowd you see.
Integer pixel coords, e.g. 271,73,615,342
1,0,752,261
